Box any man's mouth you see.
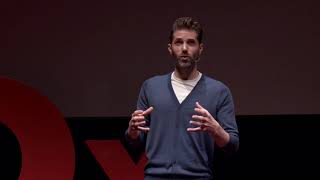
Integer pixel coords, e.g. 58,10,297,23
180,56,190,60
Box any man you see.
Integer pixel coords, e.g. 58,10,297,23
125,17,239,179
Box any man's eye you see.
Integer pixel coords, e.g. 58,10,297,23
174,41,183,45
188,41,196,45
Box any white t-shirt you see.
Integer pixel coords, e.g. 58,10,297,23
171,71,202,104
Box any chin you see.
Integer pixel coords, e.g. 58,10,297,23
177,61,192,69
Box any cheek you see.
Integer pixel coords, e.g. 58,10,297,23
190,48,200,55
171,48,180,55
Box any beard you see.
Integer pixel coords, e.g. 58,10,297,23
174,52,200,69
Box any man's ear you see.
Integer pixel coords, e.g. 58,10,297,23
199,43,204,55
168,43,172,55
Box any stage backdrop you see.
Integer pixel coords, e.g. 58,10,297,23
1,0,319,116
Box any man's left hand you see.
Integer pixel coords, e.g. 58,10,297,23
187,102,220,134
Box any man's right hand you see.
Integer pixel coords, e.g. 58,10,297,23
127,107,153,140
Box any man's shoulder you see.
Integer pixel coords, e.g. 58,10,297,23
202,74,229,90
144,73,170,84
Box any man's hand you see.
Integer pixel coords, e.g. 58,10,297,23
187,102,230,147
187,102,220,133
127,107,153,140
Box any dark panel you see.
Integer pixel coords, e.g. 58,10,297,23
0,123,22,180
66,115,320,179
1,0,319,116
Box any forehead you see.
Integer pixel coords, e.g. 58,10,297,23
172,29,198,40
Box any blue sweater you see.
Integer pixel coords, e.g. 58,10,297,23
126,73,239,179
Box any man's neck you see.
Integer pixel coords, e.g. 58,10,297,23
174,66,199,80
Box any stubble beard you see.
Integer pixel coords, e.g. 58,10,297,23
174,53,199,71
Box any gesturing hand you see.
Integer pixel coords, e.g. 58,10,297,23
187,102,220,133
128,107,153,140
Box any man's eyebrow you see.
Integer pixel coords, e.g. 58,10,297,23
174,38,196,41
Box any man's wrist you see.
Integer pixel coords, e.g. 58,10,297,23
127,129,139,140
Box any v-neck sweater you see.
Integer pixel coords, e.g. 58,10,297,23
127,72,239,179
171,71,202,104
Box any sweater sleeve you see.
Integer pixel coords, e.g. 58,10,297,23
216,85,239,156
125,80,149,149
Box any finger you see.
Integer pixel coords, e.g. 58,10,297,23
133,121,146,127
195,102,204,109
137,126,150,132
131,116,145,124
190,120,203,126
132,110,144,116
194,108,208,117
187,127,202,132
192,115,207,122
142,107,154,116
195,102,210,116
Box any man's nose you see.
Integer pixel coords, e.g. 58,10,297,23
182,43,188,51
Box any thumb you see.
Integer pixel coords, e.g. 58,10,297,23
143,106,154,115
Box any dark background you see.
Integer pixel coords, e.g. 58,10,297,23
65,115,320,179
1,1,319,179
2,115,320,179
1,0,319,116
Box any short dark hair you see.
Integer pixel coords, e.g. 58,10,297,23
169,17,203,44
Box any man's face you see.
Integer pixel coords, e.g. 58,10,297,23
168,29,203,69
